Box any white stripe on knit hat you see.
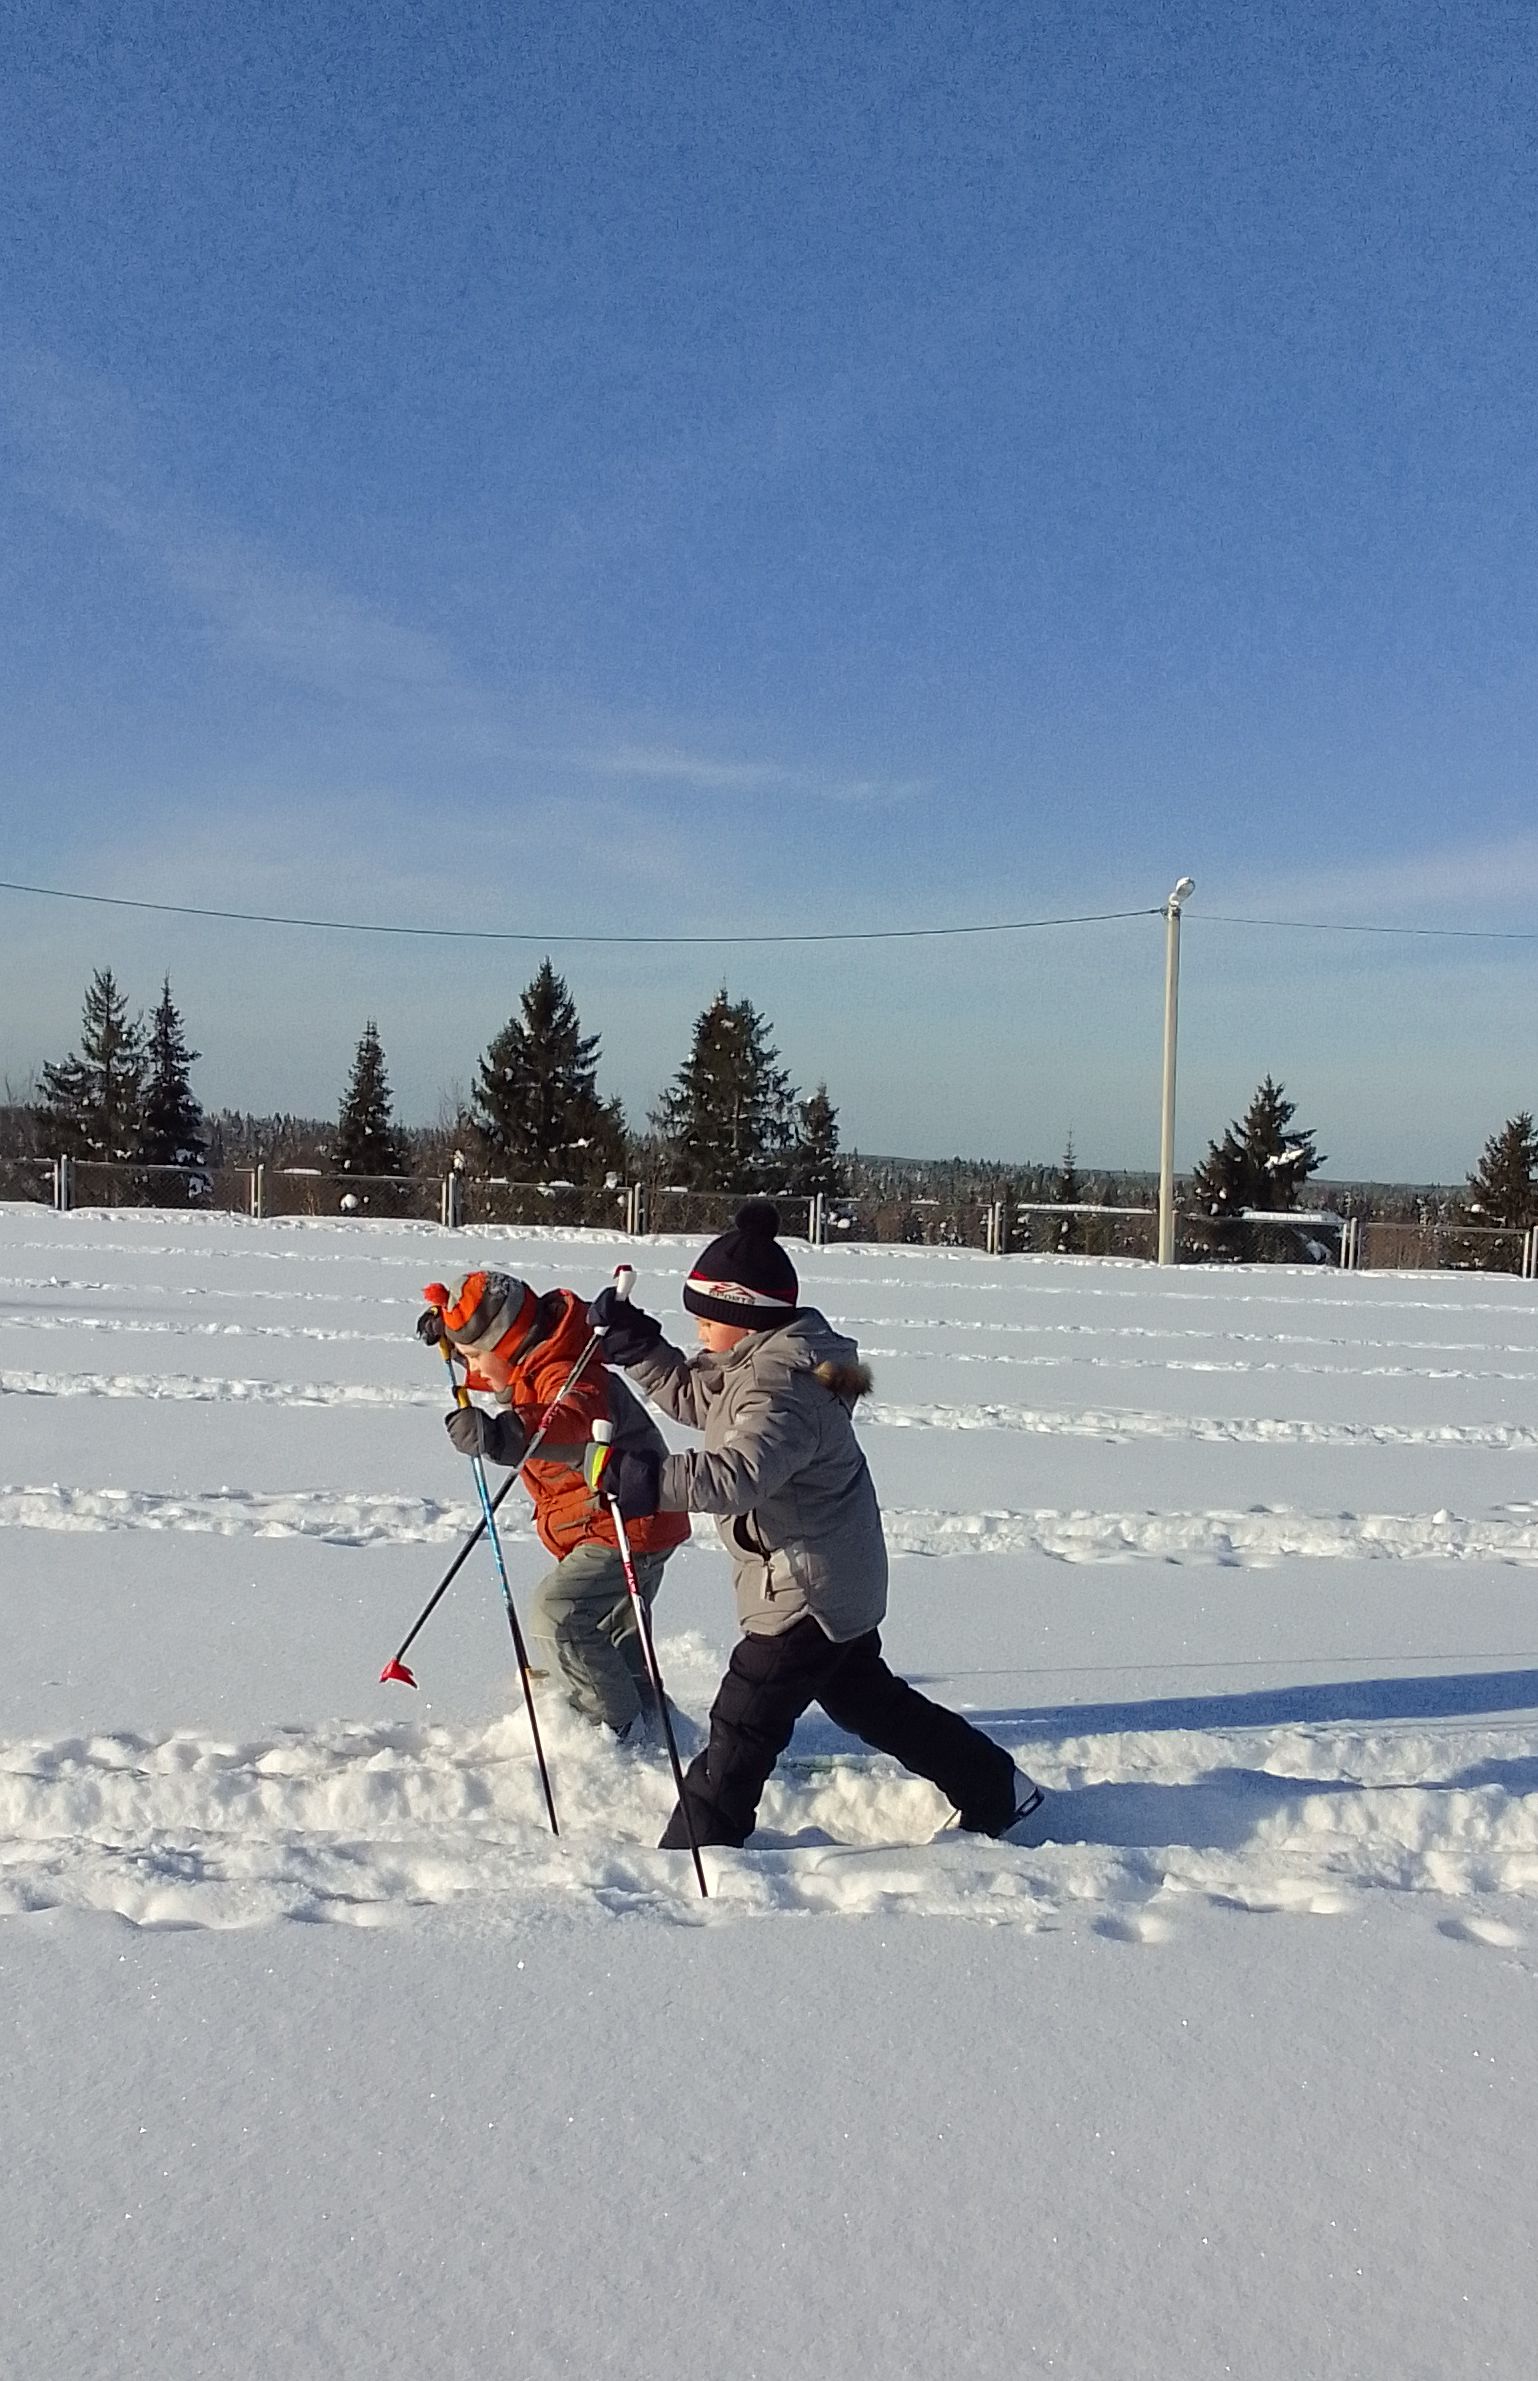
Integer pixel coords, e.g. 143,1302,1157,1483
686,1274,794,1311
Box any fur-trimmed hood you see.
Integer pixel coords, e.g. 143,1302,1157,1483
813,1356,874,1402
728,1308,872,1410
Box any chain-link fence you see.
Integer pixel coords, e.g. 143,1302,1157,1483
1009,1201,1157,1259
63,1160,248,1212
637,1187,816,1241
459,1177,632,1231
0,1156,55,1204
22,1152,1538,1281
1357,1218,1535,1275
815,1194,990,1248
258,1168,444,1222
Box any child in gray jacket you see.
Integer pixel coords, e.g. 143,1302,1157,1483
587,1200,1048,1852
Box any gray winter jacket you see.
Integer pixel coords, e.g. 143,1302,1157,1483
625,1309,888,1641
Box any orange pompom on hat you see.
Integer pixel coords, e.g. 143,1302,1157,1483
427,1270,537,1362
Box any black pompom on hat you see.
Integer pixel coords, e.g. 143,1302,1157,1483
682,1199,800,1330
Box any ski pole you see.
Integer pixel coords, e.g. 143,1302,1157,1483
590,1417,709,1901
380,1266,636,1687
378,1472,515,1687
438,1333,560,1838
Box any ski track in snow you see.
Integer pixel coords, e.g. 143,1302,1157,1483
12,1298,1538,1370
10,1228,1538,1318
14,1273,1538,1354
869,1398,1538,1448
1,1702,1534,1935
11,1308,1538,1386
5,1478,1538,1563
9,1364,1538,1450
0,1365,444,1409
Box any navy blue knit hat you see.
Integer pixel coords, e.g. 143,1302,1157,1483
682,1199,800,1329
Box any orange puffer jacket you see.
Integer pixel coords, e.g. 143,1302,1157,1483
471,1288,690,1563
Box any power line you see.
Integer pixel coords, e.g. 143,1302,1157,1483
0,877,1159,946
6,874,1534,947
1202,912,1538,944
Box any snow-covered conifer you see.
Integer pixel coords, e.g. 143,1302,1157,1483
472,961,623,1182
140,978,205,1192
38,968,147,1164
332,1021,409,1194
651,989,797,1191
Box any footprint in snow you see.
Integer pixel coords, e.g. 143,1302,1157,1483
1438,1914,1522,1950
1092,1908,1172,1945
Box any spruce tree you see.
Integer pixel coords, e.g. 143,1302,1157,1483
38,968,146,1164
651,989,797,1191
333,1022,409,1190
1189,1076,1324,1259
1052,1134,1083,1251
786,1084,848,1200
472,961,622,1182
1464,1114,1538,1232
140,978,205,1180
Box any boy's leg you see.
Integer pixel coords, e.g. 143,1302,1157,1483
659,1615,839,1850
815,1630,1018,1832
530,1541,657,1733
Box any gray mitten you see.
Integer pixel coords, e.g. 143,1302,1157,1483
445,1404,529,1467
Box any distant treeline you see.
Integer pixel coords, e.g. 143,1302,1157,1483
5,965,1535,1265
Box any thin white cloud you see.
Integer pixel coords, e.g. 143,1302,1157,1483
574,740,926,806
3,342,911,807
1216,833,1538,927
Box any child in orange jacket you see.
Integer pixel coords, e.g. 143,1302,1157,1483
430,1269,689,1738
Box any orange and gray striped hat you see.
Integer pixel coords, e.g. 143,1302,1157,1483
427,1271,537,1362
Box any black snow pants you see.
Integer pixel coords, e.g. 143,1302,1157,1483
658,1614,1017,1851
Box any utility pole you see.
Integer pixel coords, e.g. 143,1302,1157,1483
1157,877,1196,1265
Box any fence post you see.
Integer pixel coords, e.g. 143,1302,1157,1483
985,1199,1005,1257
624,1182,646,1236
54,1154,71,1213
809,1190,825,1247
1525,1224,1537,1282
251,1163,265,1222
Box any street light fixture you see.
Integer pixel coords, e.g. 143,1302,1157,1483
1157,877,1196,1265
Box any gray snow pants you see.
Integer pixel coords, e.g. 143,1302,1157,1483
530,1538,669,1732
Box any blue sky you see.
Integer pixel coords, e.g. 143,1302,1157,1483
3,0,1537,1179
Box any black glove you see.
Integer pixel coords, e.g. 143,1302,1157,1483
417,1306,446,1346
583,1442,663,1519
586,1285,664,1368
445,1405,529,1467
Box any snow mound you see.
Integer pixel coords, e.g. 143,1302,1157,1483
3,1699,1535,1934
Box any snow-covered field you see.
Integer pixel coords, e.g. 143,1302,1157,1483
5,1209,1537,2379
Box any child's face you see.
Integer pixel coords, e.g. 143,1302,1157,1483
467,1346,514,1394
696,1314,755,1355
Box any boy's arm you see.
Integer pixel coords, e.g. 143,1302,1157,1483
515,1345,610,1472
657,1383,819,1516
624,1338,718,1430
